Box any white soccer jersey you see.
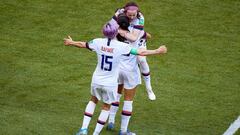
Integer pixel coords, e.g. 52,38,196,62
129,12,144,31
118,42,138,72
87,38,132,86
128,26,146,48
118,26,146,72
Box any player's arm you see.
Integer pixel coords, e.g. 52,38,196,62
146,32,152,39
64,36,87,48
119,15,145,42
130,45,167,56
118,28,141,42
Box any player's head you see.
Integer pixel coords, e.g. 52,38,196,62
102,22,118,39
116,14,129,42
124,2,139,21
117,13,130,30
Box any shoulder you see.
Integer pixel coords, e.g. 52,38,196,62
118,41,131,49
88,38,103,44
132,12,144,30
111,39,127,48
137,12,144,25
87,38,105,49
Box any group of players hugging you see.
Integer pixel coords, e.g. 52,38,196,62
64,2,167,135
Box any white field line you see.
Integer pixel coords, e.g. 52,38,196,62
223,116,240,135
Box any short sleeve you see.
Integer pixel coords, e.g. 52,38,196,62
133,13,144,30
87,39,98,51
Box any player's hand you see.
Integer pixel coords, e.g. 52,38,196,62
64,36,73,46
146,32,152,39
156,45,167,54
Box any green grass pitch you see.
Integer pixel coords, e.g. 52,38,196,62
0,0,239,135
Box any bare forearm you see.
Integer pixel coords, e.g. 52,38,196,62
69,41,86,48
63,36,87,48
137,45,167,56
146,32,152,39
119,29,139,42
138,49,159,56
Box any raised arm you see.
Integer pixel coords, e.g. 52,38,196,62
146,32,152,39
118,28,140,42
118,29,151,41
130,45,167,56
63,36,87,48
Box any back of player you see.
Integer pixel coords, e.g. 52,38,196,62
64,22,167,135
70,23,132,135
89,38,131,88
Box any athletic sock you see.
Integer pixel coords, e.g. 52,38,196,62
138,57,152,91
93,110,110,135
81,101,96,129
108,93,121,124
142,73,152,91
121,100,133,133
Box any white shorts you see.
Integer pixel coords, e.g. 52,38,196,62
91,84,118,104
118,68,141,89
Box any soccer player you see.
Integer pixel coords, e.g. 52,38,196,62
64,23,167,135
110,2,156,100
107,14,167,135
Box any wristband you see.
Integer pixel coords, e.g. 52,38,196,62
130,48,138,55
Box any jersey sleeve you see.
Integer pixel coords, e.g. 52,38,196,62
133,13,144,30
86,39,98,51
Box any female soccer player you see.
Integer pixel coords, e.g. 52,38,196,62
107,14,167,135
64,23,167,135
110,2,156,100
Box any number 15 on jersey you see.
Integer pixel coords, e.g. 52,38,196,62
101,55,113,71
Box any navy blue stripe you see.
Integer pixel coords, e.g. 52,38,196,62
122,111,132,116
86,42,92,51
97,120,106,125
133,25,144,30
141,32,147,39
84,112,93,117
123,53,130,56
111,102,119,107
112,15,117,21
107,38,111,46
134,27,143,30
142,72,150,76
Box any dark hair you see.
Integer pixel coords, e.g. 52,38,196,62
123,2,141,19
117,13,130,30
116,13,130,42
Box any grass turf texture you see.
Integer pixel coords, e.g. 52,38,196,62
0,0,240,135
